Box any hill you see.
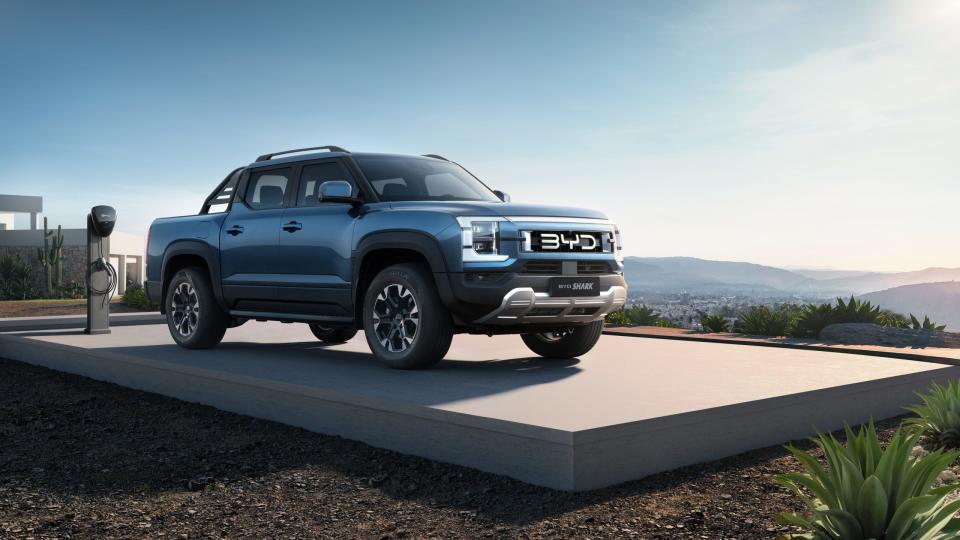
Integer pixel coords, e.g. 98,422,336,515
623,257,811,294
816,268,960,294
860,281,960,331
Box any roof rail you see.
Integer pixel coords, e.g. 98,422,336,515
256,145,349,162
422,154,449,161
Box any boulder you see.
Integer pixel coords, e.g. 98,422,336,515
819,323,960,348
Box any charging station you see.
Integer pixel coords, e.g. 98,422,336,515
84,205,118,335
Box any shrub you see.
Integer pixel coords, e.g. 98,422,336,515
604,309,632,325
791,303,835,338
122,284,159,311
0,251,34,300
878,310,911,329
734,306,792,336
700,313,729,333
776,422,960,539
905,381,960,448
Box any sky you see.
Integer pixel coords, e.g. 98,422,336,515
1,0,957,272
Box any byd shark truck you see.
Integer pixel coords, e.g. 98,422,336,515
146,146,626,369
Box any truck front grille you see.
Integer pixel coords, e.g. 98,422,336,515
576,261,610,274
521,261,562,274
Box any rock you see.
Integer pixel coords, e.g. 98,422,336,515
819,323,960,348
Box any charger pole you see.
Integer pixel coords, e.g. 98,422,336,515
84,213,111,335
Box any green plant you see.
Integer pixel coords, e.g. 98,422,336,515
834,295,882,324
0,250,34,300
910,314,946,332
122,284,159,311
653,318,678,328
905,381,960,448
605,308,632,325
35,218,65,294
791,303,836,338
735,306,792,336
776,422,960,539
625,305,661,326
700,313,729,333
878,310,911,329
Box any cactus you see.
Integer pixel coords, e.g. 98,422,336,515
37,217,52,293
52,224,64,290
35,218,65,293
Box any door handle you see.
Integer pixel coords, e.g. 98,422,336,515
282,221,303,232
226,225,244,236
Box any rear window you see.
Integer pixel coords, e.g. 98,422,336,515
355,156,499,202
246,168,291,210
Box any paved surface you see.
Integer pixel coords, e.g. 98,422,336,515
3,322,958,490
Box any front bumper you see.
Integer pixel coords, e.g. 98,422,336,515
475,285,626,325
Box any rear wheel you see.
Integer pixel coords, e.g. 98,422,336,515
309,324,358,343
521,320,604,358
165,266,229,349
363,263,453,369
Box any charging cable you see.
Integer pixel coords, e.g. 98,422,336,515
86,236,118,309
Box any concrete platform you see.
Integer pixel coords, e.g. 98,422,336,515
2,322,959,491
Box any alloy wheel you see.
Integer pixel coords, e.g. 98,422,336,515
372,284,419,352
170,281,200,337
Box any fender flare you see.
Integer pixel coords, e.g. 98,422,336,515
352,230,456,313
160,240,227,312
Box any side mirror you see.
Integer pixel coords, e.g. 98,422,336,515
493,190,511,202
319,181,361,204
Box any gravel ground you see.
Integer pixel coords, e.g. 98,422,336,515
0,357,904,539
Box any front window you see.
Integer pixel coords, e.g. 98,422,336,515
354,155,500,202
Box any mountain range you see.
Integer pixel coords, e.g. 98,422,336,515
861,282,960,331
623,256,960,296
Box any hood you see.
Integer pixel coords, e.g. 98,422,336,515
386,201,608,220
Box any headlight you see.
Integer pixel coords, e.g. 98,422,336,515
614,226,623,263
457,217,508,262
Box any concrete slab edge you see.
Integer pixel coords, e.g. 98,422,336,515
604,329,960,366
0,312,164,332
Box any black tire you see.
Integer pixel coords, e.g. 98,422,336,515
521,320,604,359
164,266,229,349
309,324,358,343
363,263,453,369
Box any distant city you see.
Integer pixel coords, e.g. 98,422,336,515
622,257,960,331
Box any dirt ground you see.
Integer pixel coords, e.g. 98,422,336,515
0,299,149,318
0,357,911,539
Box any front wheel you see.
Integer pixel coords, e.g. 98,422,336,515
309,324,358,343
363,263,453,369
521,320,604,359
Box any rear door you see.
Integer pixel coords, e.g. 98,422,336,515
275,159,360,317
219,166,291,309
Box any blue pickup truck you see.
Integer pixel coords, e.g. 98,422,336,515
146,146,626,369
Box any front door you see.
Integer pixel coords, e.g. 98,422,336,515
276,159,360,317
219,166,292,309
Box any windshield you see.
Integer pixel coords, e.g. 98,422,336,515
354,155,500,202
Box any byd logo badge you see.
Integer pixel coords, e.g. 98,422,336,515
540,232,598,251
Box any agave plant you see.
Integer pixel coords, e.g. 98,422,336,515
791,303,835,338
834,295,881,324
910,314,947,332
905,381,960,448
700,313,729,333
735,305,792,336
776,422,960,539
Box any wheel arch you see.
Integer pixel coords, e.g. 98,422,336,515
160,240,225,314
352,231,453,326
